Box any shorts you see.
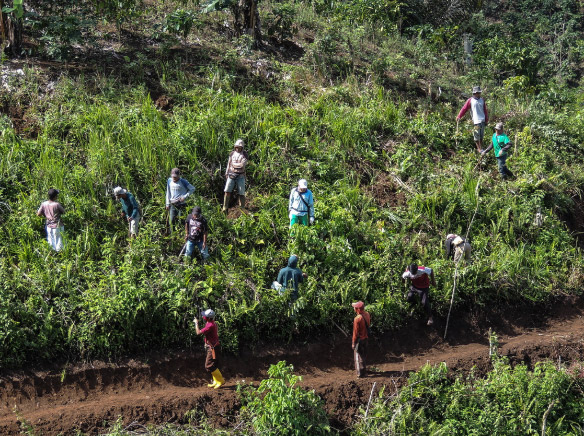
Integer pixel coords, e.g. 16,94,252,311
473,122,485,142
224,175,246,195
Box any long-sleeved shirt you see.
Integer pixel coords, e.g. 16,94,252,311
37,201,65,228
289,188,314,218
352,311,371,346
483,133,512,157
457,97,488,124
166,178,195,207
119,192,140,219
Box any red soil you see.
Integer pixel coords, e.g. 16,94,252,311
1,297,583,435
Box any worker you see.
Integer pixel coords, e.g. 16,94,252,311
275,254,307,301
113,186,141,238
194,309,224,389
184,206,210,262
445,234,471,263
223,139,249,213
36,188,65,251
166,168,195,234
402,263,436,326
351,301,371,378
288,179,314,227
481,122,514,180
457,86,489,153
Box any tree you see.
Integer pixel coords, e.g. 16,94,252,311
203,0,261,44
1,0,24,56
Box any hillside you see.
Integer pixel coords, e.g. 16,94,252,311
1,0,584,433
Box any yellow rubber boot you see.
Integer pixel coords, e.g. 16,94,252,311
212,369,225,389
207,374,217,388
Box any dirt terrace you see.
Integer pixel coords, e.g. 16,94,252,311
1,297,583,435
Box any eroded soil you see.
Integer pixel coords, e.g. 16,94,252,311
1,297,584,435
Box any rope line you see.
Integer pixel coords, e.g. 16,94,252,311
444,175,481,339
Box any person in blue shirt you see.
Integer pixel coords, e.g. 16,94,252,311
114,186,141,238
288,179,315,227
481,122,514,180
166,168,195,234
276,255,307,301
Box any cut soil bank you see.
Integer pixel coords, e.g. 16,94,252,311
1,297,583,435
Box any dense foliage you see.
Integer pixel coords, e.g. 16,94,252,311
354,359,584,435
238,361,330,435
0,0,583,368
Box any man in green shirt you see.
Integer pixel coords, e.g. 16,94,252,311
114,186,141,237
481,122,514,180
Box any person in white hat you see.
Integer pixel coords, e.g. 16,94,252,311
445,233,471,263
36,188,65,251
288,179,315,227
457,86,489,153
481,122,514,180
114,186,141,237
194,309,225,389
223,139,249,213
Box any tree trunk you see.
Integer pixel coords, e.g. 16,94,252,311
1,0,23,56
232,0,261,45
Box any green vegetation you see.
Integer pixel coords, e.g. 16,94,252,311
0,0,583,369
99,360,584,435
354,359,584,435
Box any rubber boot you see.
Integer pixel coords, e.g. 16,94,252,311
222,193,230,213
238,195,246,208
211,369,225,389
207,376,217,388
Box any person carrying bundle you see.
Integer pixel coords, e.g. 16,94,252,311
445,233,471,263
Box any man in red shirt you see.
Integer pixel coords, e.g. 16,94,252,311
402,263,437,326
194,309,224,389
351,301,371,378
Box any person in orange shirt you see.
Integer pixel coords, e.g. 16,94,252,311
351,301,371,378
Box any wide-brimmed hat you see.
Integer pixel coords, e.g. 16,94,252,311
113,186,127,196
472,86,482,94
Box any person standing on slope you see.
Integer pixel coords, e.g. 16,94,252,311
457,86,489,153
288,179,314,227
36,188,65,252
194,309,225,389
114,186,141,238
351,301,371,378
402,263,436,326
275,254,307,302
481,122,514,180
184,206,210,262
166,168,195,234
223,139,249,213
445,233,471,263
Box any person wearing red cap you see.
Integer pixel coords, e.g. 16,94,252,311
351,301,371,378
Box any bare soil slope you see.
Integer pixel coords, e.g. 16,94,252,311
1,298,583,435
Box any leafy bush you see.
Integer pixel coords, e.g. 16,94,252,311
238,361,330,435
355,361,584,435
